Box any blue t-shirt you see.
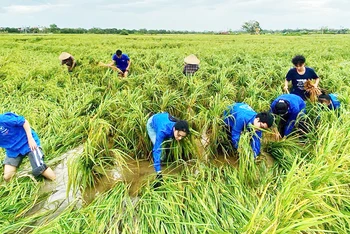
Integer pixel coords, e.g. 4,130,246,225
150,113,176,173
223,103,262,158
286,67,318,100
270,94,306,136
112,54,130,71
0,112,40,158
329,94,340,110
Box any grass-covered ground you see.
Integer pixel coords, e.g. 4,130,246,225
0,34,349,233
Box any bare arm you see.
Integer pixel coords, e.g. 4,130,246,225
314,77,320,87
283,80,290,93
126,60,131,71
108,61,122,72
23,120,37,151
68,59,76,72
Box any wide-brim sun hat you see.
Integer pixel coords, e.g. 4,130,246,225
59,52,72,61
184,54,200,65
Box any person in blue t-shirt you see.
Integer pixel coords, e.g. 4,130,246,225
0,112,56,181
270,94,306,138
318,93,340,110
109,49,131,77
146,112,189,186
223,103,274,158
284,55,320,100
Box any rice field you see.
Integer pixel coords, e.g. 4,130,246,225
0,33,350,233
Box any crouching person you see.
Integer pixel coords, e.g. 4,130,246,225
147,112,189,187
270,94,306,138
318,92,340,111
224,103,274,158
59,52,76,72
1,112,56,181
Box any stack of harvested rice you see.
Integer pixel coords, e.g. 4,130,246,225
304,80,321,102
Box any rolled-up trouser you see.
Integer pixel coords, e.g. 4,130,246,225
3,147,48,177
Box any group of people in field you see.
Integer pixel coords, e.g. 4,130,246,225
144,55,340,186
1,52,340,187
59,49,201,77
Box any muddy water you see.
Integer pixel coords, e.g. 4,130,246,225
83,132,275,204
18,137,275,231
83,159,186,203
25,146,83,220
28,138,274,217
83,153,275,204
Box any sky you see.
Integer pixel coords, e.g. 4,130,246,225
1,0,350,31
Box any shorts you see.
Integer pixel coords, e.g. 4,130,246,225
3,147,48,177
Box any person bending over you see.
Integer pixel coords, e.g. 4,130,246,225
1,112,56,181
224,103,274,158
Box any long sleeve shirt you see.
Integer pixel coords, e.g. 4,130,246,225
223,103,262,157
149,113,176,172
270,94,306,136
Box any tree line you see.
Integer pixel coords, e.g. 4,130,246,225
1,22,349,35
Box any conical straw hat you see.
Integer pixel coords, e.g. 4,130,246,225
184,54,200,65
59,52,72,61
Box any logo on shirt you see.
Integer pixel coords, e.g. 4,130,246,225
0,126,9,135
296,79,306,90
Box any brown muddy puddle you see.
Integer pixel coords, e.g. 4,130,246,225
27,140,275,221
83,151,274,204
83,159,188,203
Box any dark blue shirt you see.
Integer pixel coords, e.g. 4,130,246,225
112,54,130,71
286,67,318,100
223,103,262,158
0,112,40,158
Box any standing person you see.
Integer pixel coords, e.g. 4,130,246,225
318,93,341,110
223,103,274,158
284,55,320,100
146,112,189,185
59,52,76,72
1,112,56,181
183,54,200,76
109,49,131,77
270,94,306,138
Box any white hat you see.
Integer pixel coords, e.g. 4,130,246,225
59,52,72,61
184,54,200,65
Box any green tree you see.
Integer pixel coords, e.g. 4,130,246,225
242,20,262,34
119,30,129,35
49,24,59,33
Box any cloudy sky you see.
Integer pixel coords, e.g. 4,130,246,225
1,0,349,31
